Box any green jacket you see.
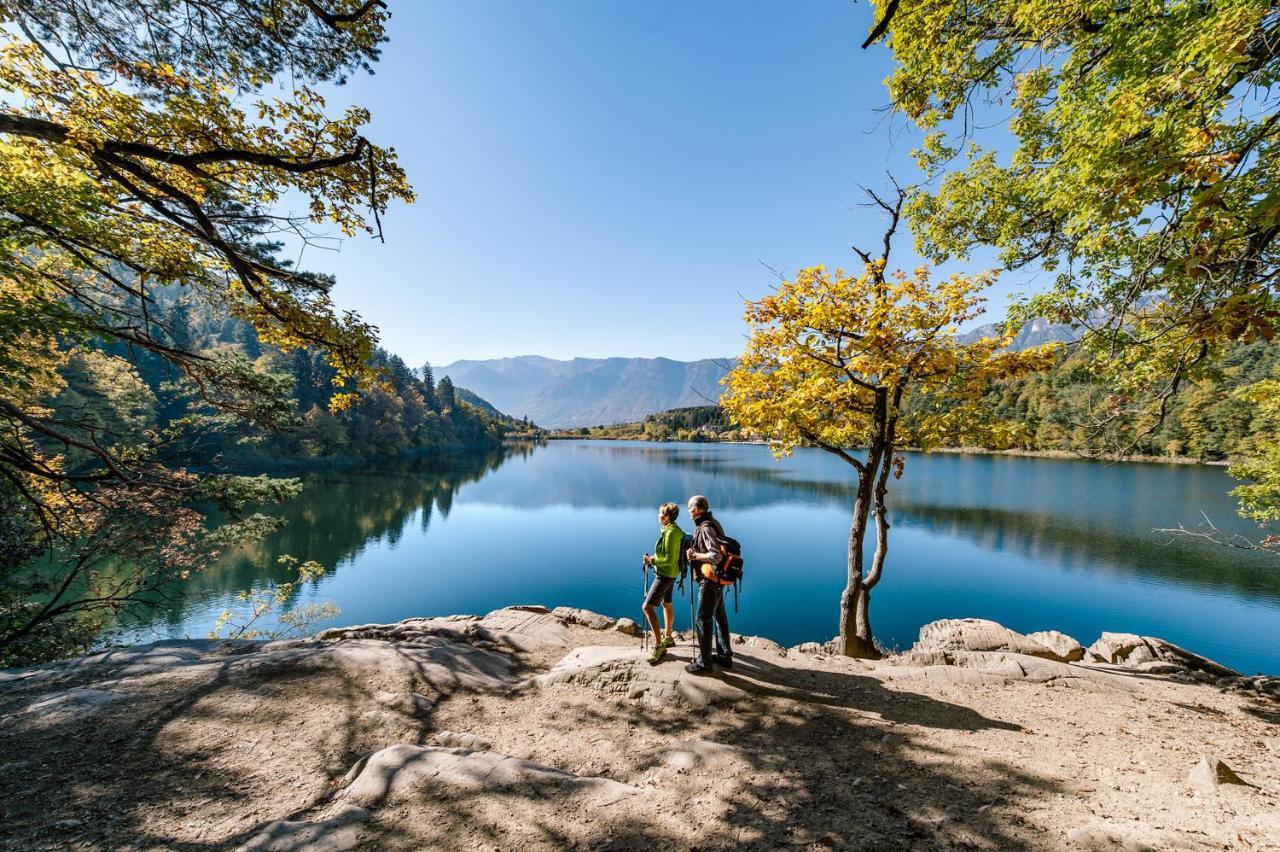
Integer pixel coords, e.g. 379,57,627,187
652,522,685,578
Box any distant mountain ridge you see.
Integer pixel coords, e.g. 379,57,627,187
440,318,1080,428
439,356,730,428
955,317,1081,350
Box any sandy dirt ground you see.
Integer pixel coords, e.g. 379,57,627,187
0,606,1276,851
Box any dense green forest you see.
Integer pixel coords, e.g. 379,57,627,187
57,284,519,469
948,340,1280,462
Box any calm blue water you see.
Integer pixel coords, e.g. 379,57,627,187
119,441,1280,674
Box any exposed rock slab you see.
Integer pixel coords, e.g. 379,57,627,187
886,651,1141,693
1086,633,1240,677
550,607,617,630
537,646,751,708
915,619,1062,660
339,744,636,808
1027,630,1085,662
737,634,788,656
477,607,574,649
429,730,492,751
235,804,370,852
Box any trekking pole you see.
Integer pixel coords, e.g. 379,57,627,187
690,575,698,651
641,556,649,652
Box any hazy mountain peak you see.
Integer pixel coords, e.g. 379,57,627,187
439,356,731,428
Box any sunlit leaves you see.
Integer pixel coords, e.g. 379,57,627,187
723,262,1058,457
876,0,1280,440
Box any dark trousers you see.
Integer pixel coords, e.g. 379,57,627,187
695,581,732,666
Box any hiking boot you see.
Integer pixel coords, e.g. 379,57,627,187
712,653,734,669
684,661,714,675
647,644,666,665
659,635,675,650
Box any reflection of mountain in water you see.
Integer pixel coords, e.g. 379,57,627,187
463,442,1280,604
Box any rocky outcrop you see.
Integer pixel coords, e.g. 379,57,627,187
235,804,370,852
1026,630,1085,662
536,645,750,708
613,617,643,637
551,607,617,630
1085,632,1240,677
884,650,1142,693
914,618,1066,661
339,744,637,808
4,608,1277,852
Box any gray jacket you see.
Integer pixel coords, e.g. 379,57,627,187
691,513,725,573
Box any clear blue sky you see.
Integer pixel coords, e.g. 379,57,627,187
303,1,1034,366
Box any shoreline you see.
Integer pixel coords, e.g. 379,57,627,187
4,606,1277,850
545,434,1234,467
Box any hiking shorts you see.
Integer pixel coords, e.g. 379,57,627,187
643,575,676,607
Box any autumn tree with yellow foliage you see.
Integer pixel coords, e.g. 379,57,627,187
723,188,1057,657
0,0,411,663
861,0,1280,564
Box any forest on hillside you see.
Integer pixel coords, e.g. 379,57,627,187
54,283,517,469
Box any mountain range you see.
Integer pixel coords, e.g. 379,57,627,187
955,316,1081,349
440,318,1081,428
439,356,731,428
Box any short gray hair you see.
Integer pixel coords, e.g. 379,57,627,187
688,495,709,511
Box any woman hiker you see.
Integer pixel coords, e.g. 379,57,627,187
641,502,685,664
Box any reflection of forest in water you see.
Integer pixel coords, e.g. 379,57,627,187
118,439,1278,638
118,447,518,635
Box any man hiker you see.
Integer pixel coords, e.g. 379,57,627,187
641,502,685,664
685,494,733,674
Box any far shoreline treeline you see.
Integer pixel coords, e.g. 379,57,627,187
546,334,1278,468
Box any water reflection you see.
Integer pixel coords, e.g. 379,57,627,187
118,448,510,636
116,440,1280,673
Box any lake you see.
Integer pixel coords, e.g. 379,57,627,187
117,440,1280,674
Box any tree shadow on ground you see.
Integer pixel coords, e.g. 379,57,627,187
1240,696,1280,724
0,638,500,851
361,649,1059,851
1,640,1070,851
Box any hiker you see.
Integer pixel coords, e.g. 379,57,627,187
685,494,733,674
641,502,685,664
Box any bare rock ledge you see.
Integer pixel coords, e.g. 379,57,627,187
2,606,1275,851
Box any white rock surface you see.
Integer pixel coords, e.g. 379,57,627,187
537,646,751,708
550,607,616,630
915,619,1061,660
1026,630,1085,662
429,730,493,751
1188,755,1254,792
235,805,369,852
1086,633,1239,677
340,745,636,807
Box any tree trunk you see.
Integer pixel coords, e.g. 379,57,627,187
837,388,891,658
837,465,881,658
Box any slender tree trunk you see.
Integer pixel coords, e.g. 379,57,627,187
837,388,893,659
837,470,879,657
861,440,894,654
